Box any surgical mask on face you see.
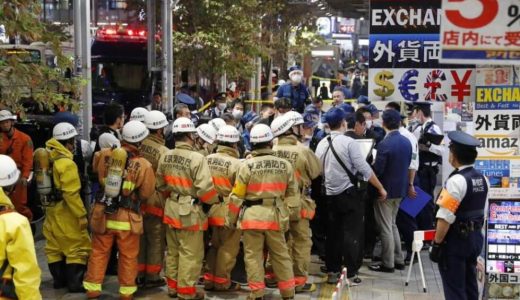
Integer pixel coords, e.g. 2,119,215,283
365,120,373,128
373,119,383,127
290,74,302,84
232,109,243,120
218,103,227,111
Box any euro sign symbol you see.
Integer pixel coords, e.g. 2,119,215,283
373,70,395,99
399,69,419,102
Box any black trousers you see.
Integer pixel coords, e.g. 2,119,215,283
325,188,363,277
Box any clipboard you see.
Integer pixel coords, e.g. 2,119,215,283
399,186,432,218
355,139,375,160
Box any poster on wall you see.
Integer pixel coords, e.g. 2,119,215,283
369,0,475,102
440,0,520,65
486,199,520,300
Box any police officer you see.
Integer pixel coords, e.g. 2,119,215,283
275,66,311,113
203,125,242,291
137,111,170,288
228,123,298,300
413,101,443,230
156,117,219,300
429,131,488,300
271,112,321,293
84,121,156,300
0,155,42,299
44,123,91,292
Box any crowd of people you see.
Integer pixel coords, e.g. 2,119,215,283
0,67,488,300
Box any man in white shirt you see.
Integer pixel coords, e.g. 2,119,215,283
315,107,387,284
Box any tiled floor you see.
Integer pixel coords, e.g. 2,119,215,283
37,240,444,300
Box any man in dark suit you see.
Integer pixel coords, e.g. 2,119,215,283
369,109,412,273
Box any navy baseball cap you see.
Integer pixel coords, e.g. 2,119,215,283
176,92,196,105
303,112,318,128
448,131,480,147
324,107,346,124
365,104,380,115
357,95,370,105
338,103,354,114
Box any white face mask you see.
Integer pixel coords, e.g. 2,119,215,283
290,74,302,84
218,103,227,111
365,120,373,129
373,119,383,127
232,109,243,120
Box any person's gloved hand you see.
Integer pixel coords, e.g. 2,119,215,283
429,242,444,263
79,216,89,231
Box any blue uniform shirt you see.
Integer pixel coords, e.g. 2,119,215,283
276,83,310,113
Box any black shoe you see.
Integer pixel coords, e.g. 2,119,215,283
146,278,166,288
394,264,405,270
368,264,395,273
65,263,87,293
136,276,145,288
48,261,67,289
348,275,362,286
372,256,382,262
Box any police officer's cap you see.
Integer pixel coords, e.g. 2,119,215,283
324,107,346,124
176,92,196,105
215,92,227,102
412,101,433,109
448,131,480,147
338,103,354,114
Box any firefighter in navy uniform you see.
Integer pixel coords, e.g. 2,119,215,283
429,131,488,300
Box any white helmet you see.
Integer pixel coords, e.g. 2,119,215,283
129,107,149,122
145,110,168,129
0,155,20,187
285,111,304,126
250,123,274,144
98,133,121,149
53,122,78,140
209,118,226,132
122,120,149,143
196,123,217,145
270,114,295,137
217,125,240,143
172,117,197,133
0,110,17,122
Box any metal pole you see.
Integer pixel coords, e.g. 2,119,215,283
162,0,174,115
73,0,82,75
255,56,262,111
147,0,157,72
80,0,92,140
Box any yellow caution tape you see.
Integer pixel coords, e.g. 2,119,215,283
198,100,215,113
311,76,341,82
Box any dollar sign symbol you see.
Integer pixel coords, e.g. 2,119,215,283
373,70,395,100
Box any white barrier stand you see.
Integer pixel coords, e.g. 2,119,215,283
405,229,436,293
331,267,352,300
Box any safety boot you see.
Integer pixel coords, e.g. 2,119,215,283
295,283,316,293
48,261,67,289
65,263,87,293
